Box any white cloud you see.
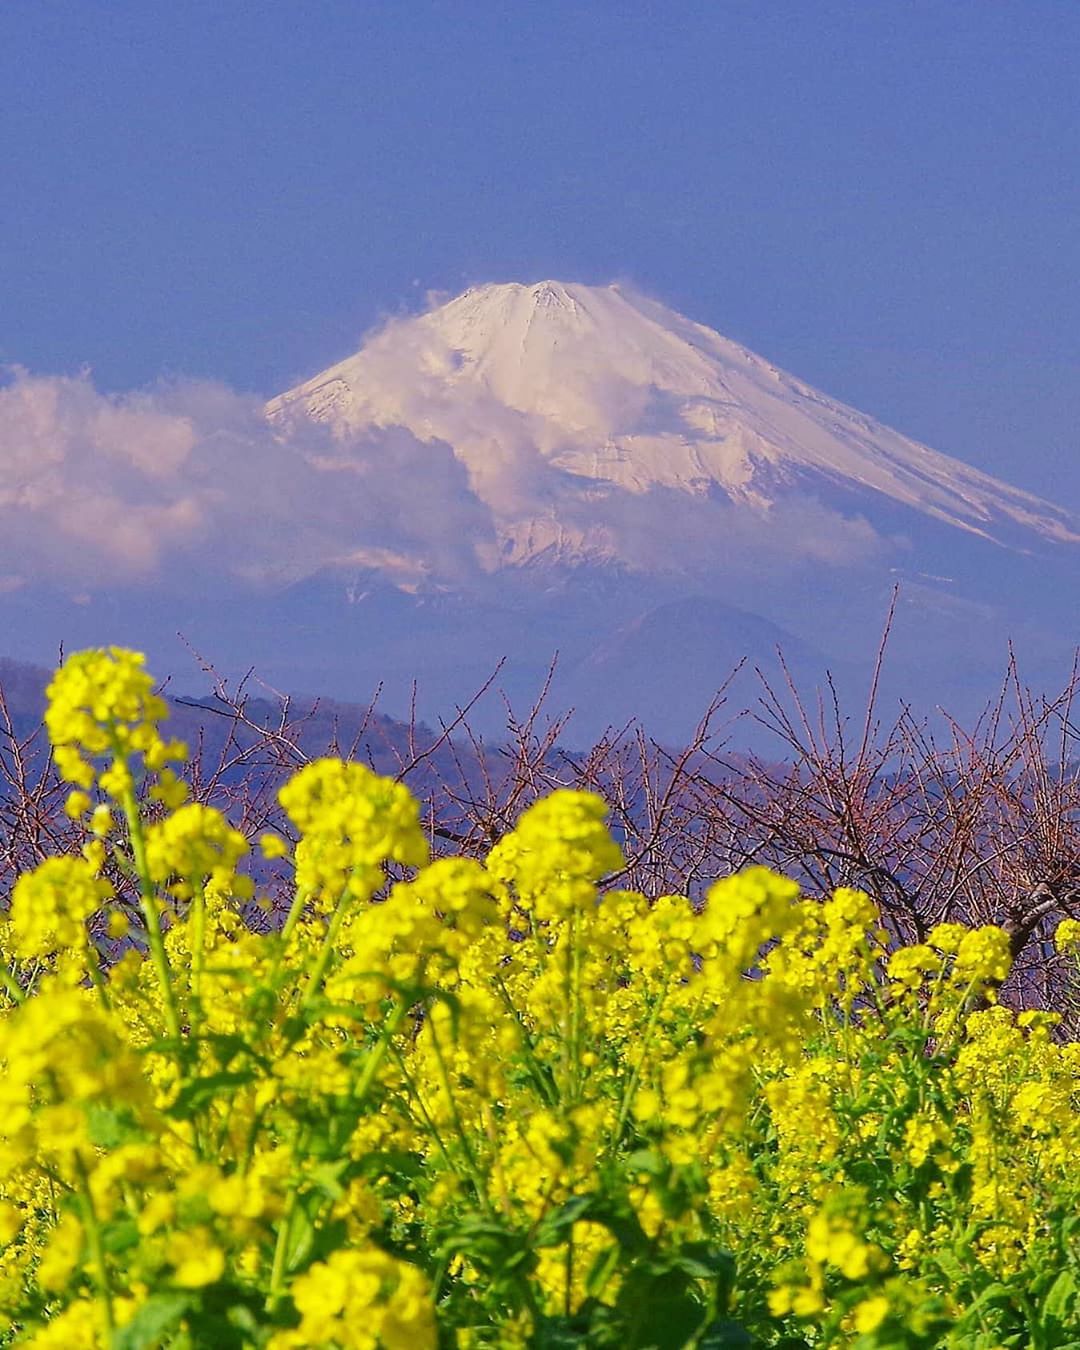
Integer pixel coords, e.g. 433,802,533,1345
0,368,496,590
0,346,885,610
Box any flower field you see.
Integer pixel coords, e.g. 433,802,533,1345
0,648,1077,1347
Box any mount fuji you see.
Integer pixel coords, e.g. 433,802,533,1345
258,281,1080,737
3,281,1075,741
269,281,1078,561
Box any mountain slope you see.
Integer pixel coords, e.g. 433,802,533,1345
267,281,1080,572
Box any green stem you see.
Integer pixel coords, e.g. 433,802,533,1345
74,1151,115,1340
610,975,670,1154
278,883,309,948
297,886,353,1016
492,968,556,1105
569,908,583,1103
564,1229,574,1317
429,1013,491,1215
354,998,408,1101
85,941,112,1012
268,884,313,988
266,1126,309,1311
560,915,577,1103
239,1105,269,1176
0,960,25,1006
117,774,181,1047
266,999,407,1311
190,881,206,1011
388,1042,459,1176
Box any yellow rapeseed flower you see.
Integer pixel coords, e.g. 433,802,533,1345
10,856,113,958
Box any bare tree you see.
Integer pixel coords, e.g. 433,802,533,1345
1,635,1079,1015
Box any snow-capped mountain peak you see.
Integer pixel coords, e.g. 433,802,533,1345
267,280,1080,574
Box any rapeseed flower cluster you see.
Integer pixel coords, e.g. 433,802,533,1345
0,647,1076,1346
9,859,112,960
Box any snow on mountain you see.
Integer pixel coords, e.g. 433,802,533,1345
267,281,1080,577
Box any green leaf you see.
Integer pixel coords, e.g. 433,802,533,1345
1035,1268,1080,1350
308,1218,349,1267
614,1267,708,1349
531,1192,652,1259
446,1219,533,1276
930,1247,968,1283
534,1313,609,1349
585,1241,623,1302
102,1217,140,1256
625,1148,666,1177
184,1284,270,1349
86,1103,146,1149
201,1030,273,1072
356,1148,424,1182
962,1281,1016,1318
696,1320,753,1349
308,1158,353,1202
111,1293,192,1350
534,1194,596,1248
170,1069,257,1119
284,1190,323,1274
666,1243,735,1288
1043,1269,1078,1322
223,1302,260,1336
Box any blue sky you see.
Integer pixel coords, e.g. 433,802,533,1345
3,0,1080,503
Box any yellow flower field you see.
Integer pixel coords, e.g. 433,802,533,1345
0,648,1076,1347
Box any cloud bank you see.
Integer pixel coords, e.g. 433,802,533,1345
0,368,494,591
0,356,886,605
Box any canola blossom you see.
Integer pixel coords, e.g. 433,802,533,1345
0,647,1076,1346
